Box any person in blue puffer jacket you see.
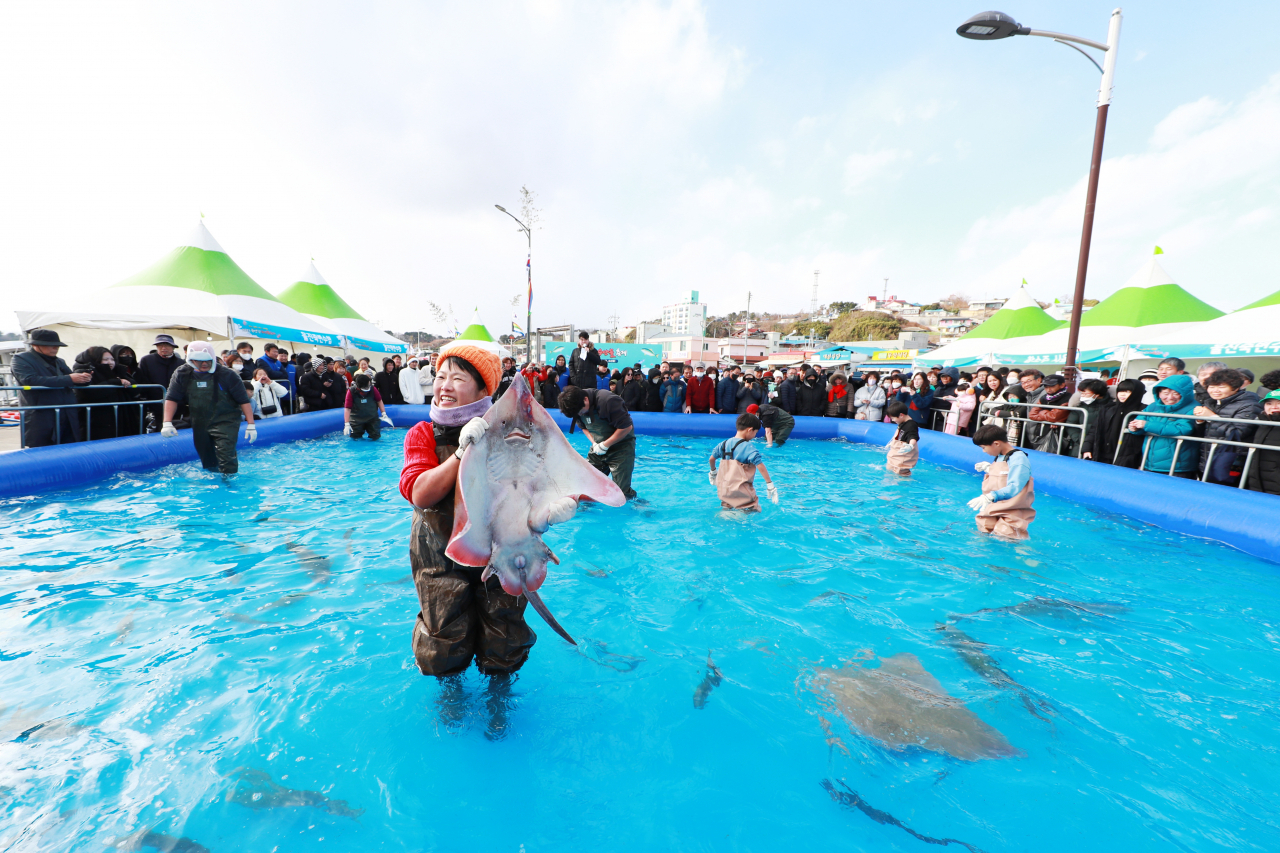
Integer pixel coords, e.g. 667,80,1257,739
716,369,740,415
1129,373,1199,477
660,373,686,412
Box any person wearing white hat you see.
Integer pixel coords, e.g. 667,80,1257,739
160,340,256,474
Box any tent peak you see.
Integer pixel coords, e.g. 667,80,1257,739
300,261,329,286
1120,255,1176,291
182,221,226,254
1000,284,1041,313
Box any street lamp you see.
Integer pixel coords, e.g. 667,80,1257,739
495,203,533,363
957,9,1122,384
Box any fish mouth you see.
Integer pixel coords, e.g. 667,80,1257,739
503,430,532,443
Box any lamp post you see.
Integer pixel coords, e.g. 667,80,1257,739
495,204,533,363
957,9,1122,384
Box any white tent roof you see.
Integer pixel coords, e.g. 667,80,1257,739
15,222,342,347
278,262,409,355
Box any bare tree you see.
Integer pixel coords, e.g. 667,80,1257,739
520,186,542,231
939,293,971,313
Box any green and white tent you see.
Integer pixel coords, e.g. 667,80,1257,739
995,249,1224,365
1128,285,1280,361
920,284,1059,368
16,222,342,350
277,262,408,355
449,310,511,359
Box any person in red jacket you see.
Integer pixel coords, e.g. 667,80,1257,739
685,363,717,414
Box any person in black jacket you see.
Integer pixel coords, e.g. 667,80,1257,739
109,344,143,436
643,367,664,412
375,357,406,405
1246,389,1280,495
1102,378,1148,468
71,346,133,440
796,370,826,417
234,342,258,380
775,368,798,414
494,357,518,400
135,334,186,431
568,332,602,389
300,358,347,410
619,367,645,412
12,329,91,446
715,368,740,415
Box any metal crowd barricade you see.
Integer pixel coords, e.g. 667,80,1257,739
2,384,168,449
1116,410,1274,489
973,400,1090,458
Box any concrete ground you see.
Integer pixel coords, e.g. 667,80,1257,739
0,425,21,453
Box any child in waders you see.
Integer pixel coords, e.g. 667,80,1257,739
968,424,1035,540
884,401,919,475
344,372,394,440
708,413,778,512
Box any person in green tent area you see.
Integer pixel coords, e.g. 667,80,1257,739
160,340,256,475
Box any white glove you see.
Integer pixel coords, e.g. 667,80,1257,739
590,441,609,456
546,496,578,526
708,469,718,486
380,413,394,427
766,482,779,504
160,422,177,438
974,461,991,473
245,424,257,444
967,493,994,511
343,423,353,436
454,417,489,459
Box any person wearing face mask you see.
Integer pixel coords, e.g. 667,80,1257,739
135,334,186,432
643,367,663,412
1075,379,1116,463
775,368,798,414
1245,389,1280,495
300,357,348,411
71,346,134,440
685,363,715,414
852,371,886,421
796,370,825,418
160,340,256,475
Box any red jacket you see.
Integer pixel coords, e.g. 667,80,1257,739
686,375,716,411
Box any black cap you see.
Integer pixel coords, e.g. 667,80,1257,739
26,329,68,347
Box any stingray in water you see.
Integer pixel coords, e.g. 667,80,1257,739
693,653,723,709
578,638,644,672
226,768,362,819
934,623,1052,722
285,542,333,584
953,596,1128,622
814,653,1020,761
821,779,986,852
110,828,211,853
446,374,626,644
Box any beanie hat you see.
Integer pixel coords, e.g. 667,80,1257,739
187,341,216,362
437,342,501,396
746,404,759,414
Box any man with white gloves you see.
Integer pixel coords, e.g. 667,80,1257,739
555,384,638,500
160,340,256,475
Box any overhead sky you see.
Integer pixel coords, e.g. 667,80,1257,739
2,1,1278,336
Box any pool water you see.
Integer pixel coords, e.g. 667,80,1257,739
2,430,1279,852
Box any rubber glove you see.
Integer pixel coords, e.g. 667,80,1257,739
708,469,718,486
546,496,578,526
966,493,993,511
380,413,394,427
766,482,779,504
160,422,177,438
590,441,609,456
454,417,489,459
245,424,257,444
343,423,353,436
974,461,991,473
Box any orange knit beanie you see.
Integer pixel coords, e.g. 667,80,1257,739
437,342,501,396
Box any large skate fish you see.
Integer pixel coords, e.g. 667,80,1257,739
446,375,626,644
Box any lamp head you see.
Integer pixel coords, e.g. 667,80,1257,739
956,11,1028,39
495,204,508,212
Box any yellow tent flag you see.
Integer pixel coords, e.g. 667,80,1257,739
1021,278,1027,284
1153,246,1163,255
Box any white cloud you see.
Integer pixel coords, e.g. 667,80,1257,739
958,74,1280,308
843,149,912,190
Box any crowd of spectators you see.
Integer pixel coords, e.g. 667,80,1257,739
11,331,1280,496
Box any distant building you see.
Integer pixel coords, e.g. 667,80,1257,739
635,323,670,344
661,291,707,335
967,298,1007,312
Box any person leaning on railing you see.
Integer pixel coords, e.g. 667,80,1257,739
11,329,91,447
1246,389,1280,495
1192,368,1262,486
1128,374,1199,478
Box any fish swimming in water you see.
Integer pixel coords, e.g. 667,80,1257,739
934,623,1052,722
226,768,363,819
110,828,211,853
446,375,626,645
285,542,333,584
809,590,867,606
814,653,1020,761
693,653,723,709
578,638,644,672
820,779,985,853
953,596,1128,621
113,616,135,645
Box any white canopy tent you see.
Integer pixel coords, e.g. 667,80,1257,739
15,223,344,355
276,262,409,357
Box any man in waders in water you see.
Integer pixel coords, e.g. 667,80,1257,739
707,413,778,511
967,424,1036,540
160,341,255,474
556,384,638,500
399,343,567,740
343,372,395,440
